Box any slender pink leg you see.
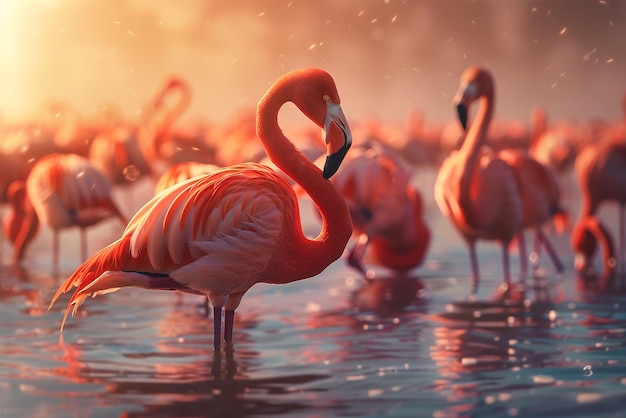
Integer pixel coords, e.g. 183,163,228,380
213,307,222,351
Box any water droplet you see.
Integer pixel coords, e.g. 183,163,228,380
582,365,593,377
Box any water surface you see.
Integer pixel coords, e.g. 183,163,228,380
1,169,625,418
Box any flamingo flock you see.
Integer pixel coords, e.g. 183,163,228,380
0,65,623,351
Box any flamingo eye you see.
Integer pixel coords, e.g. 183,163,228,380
323,94,330,101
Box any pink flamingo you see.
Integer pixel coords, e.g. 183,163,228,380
331,142,430,278
529,107,578,173
8,154,127,272
49,68,353,351
571,140,626,278
436,67,568,295
434,67,524,295
3,180,40,261
89,125,151,187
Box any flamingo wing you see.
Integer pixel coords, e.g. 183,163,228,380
52,163,294,322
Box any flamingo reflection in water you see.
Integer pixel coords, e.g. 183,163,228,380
49,68,353,352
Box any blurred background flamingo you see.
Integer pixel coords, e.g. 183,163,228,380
7,153,127,273
571,139,626,279
436,67,570,296
329,141,430,279
434,66,524,296
138,76,216,178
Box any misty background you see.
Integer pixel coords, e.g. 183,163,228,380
1,0,624,127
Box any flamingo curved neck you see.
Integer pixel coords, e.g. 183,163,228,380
257,93,352,280
151,82,192,152
458,93,493,214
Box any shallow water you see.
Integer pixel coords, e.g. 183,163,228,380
1,169,626,418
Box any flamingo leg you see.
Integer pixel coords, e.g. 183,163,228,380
531,231,542,269
347,233,370,278
618,203,626,274
536,229,564,273
213,306,222,351
502,243,511,285
224,309,235,344
53,230,60,275
517,231,528,281
468,241,480,296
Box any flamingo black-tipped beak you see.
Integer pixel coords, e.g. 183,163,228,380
456,103,468,131
323,101,352,179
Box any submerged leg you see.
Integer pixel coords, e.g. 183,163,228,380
213,306,222,351
224,309,235,344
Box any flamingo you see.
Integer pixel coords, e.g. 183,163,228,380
330,142,430,278
89,125,151,188
8,153,127,272
529,107,578,173
434,66,523,295
571,140,626,278
49,68,353,351
3,181,40,262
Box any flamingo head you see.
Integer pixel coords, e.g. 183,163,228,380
290,68,352,179
454,66,494,131
572,217,616,278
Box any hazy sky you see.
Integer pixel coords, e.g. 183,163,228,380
1,0,624,126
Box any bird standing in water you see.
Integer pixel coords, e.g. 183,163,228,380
7,153,127,272
571,139,626,279
330,142,430,278
50,68,353,351
435,67,568,296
